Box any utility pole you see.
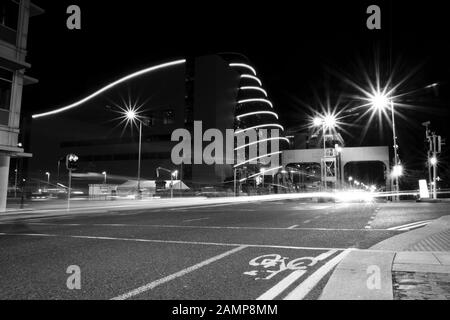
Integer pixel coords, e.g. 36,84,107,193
423,121,445,199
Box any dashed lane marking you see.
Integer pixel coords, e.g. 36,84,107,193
111,245,248,300
287,225,299,229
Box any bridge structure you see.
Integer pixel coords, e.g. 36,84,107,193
282,146,391,190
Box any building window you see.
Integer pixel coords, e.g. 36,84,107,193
0,1,19,44
0,68,12,126
163,109,175,125
0,1,18,30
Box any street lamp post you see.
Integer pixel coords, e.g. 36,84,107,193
137,120,143,196
45,172,50,190
313,114,337,191
14,165,18,198
430,156,438,199
390,100,401,201
368,93,402,201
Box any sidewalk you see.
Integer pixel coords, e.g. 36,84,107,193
320,216,450,300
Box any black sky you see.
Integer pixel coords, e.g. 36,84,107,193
23,0,450,173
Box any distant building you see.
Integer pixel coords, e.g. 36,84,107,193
0,0,43,211
29,54,289,192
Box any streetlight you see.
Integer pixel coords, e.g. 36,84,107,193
313,113,337,190
45,172,50,189
102,171,107,184
124,110,144,196
367,91,401,200
430,156,437,166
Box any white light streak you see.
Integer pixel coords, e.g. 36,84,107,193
239,86,268,97
240,74,262,86
236,111,279,120
238,98,273,108
235,123,284,135
229,63,257,76
32,59,186,119
234,137,290,151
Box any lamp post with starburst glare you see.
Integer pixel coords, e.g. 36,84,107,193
365,90,403,200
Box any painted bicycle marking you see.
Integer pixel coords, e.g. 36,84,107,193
243,250,337,280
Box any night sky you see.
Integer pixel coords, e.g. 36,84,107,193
23,0,450,184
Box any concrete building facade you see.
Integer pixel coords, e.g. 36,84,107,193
28,54,288,193
0,0,42,211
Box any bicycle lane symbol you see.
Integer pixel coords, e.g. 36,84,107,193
243,250,338,281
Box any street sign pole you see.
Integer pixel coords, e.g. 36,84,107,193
67,169,72,210
234,168,237,197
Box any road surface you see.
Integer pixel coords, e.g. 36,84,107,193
1,199,449,300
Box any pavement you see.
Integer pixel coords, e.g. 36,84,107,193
0,198,449,300
320,215,450,300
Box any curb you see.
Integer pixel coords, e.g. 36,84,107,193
320,216,450,300
370,216,450,251
319,250,395,300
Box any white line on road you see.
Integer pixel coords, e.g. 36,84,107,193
0,222,398,232
283,249,352,300
183,217,210,223
387,220,433,231
0,232,352,251
287,225,299,229
257,249,338,300
111,245,247,300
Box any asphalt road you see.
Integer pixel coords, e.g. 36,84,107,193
1,199,449,300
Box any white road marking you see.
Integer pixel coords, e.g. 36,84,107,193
284,249,352,300
287,225,298,229
0,222,397,232
111,246,247,300
183,217,210,223
0,232,352,251
257,250,338,300
257,270,307,300
387,220,433,231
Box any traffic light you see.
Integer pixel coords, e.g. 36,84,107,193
66,154,79,170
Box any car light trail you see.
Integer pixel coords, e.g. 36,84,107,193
240,166,283,182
